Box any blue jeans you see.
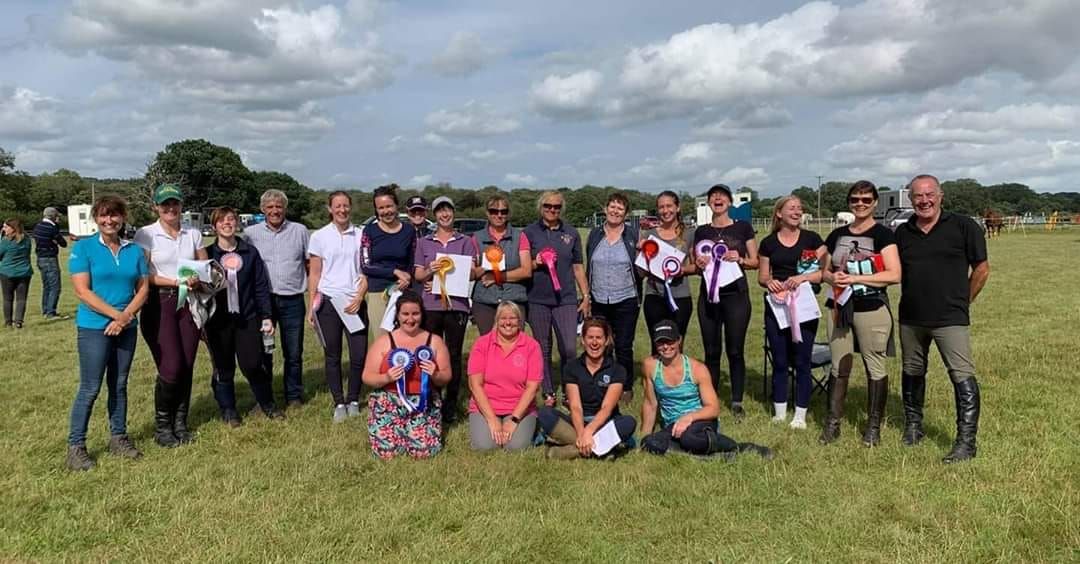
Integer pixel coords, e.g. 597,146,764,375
764,305,819,408
37,256,61,317
68,327,138,445
263,294,306,402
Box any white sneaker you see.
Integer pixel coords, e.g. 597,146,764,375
346,401,361,418
789,419,807,430
332,404,347,423
771,414,787,423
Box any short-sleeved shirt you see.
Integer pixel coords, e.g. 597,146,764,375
134,221,205,280
693,222,756,294
641,228,690,299
563,354,626,418
589,237,636,304
825,224,895,312
758,230,825,282
69,236,149,330
243,220,309,296
523,220,583,306
467,331,543,416
413,231,479,313
896,212,988,327
308,223,363,300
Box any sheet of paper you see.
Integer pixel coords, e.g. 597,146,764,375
311,295,327,348
380,289,403,332
430,253,473,298
325,293,365,333
835,286,853,306
591,420,622,456
480,253,506,272
767,281,822,330
177,259,216,283
633,235,687,280
713,259,744,287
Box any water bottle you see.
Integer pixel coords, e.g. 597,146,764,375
262,331,276,354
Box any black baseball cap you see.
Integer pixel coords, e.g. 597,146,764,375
652,320,681,344
407,196,427,211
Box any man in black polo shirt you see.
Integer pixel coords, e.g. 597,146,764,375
896,174,990,463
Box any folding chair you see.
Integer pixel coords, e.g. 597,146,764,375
762,336,832,406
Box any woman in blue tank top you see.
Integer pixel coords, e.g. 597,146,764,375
640,319,772,458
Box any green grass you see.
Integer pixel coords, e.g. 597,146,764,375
1,231,1078,562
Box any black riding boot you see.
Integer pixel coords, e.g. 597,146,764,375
154,380,180,448
818,375,848,445
861,376,888,447
173,377,195,444
901,373,926,446
943,377,980,464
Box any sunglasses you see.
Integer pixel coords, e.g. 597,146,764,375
542,203,563,211
487,208,509,215
848,196,875,204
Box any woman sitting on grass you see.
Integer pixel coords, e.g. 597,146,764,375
538,317,637,459
640,320,772,459
361,291,451,459
466,301,543,451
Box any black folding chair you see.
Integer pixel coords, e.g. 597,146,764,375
762,337,832,406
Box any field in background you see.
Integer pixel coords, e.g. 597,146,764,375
1,231,1078,562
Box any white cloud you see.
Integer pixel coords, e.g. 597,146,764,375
530,70,604,120
425,100,520,137
410,174,432,185
420,132,452,147
429,32,497,78
692,103,793,137
386,135,406,152
0,86,62,140
469,149,500,161
504,173,537,186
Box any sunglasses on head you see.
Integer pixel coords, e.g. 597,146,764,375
542,203,563,211
849,196,875,204
487,208,509,215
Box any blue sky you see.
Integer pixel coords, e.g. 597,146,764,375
2,0,1079,195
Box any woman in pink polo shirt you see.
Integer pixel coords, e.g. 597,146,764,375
467,301,543,451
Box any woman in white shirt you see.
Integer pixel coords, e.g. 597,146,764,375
133,184,207,448
308,191,369,423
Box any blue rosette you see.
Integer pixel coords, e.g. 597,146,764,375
414,345,434,412
389,347,418,412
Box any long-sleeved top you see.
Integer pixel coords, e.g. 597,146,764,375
207,238,272,322
32,219,67,258
0,237,33,278
360,221,416,293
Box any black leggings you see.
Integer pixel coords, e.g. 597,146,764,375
641,420,737,455
643,294,693,355
424,310,468,413
316,298,368,405
697,290,751,403
537,406,637,442
205,316,275,412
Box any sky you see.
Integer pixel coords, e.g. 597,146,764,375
2,0,1079,196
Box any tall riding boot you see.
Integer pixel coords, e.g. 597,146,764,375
818,375,848,445
154,380,180,448
861,376,888,447
943,377,980,464
173,377,195,444
901,373,926,446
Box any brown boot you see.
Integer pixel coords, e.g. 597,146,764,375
818,375,848,445
546,444,581,460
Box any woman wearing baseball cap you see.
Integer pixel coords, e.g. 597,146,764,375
640,319,772,459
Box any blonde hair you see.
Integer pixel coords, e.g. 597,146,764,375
536,190,563,214
770,195,802,234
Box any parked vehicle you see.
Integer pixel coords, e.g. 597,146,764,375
880,208,914,231
452,218,487,235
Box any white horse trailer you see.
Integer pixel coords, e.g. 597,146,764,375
67,204,98,238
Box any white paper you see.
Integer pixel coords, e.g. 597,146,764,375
633,235,687,280
712,260,744,287
480,252,506,272
835,286,853,306
380,289,403,332
430,253,473,299
767,281,822,330
177,259,215,283
311,298,327,348
590,420,622,456
325,293,365,333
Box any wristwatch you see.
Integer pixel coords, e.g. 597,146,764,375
509,415,521,424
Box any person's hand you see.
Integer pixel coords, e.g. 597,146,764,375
184,275,200,290
307,309,316,327
419,359,436,376
344,297,362,315
423,279,433,293
575,432,595,456
722,249,740,262
534,258,544,270
103,321,124,336
480,272,495,287
487,417,507,446
766,279,785,294
114,311,134,328
695,254,710,270
783,276,803,291
832,271,852,288
387,365,406,382
395,272,411,291
577,297,590,317
501,419,518,442
672,415,693,439
260,319,275,336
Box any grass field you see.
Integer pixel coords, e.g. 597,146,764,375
1,230,1078,562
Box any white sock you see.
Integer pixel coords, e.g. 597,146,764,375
792,406,808,424
772,402,787,420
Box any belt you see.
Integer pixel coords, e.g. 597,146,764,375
156,286,180,296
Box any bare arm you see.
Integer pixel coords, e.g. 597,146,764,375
741,238,760,270
639,358,658,435
969,260,990,303
72,273,127,321
307,255,323,324
583,381,624,436
567,384,587,436
506,249,533,282
686,358,721,422
572,263,590,315
468,372,500,422
360,336,392,387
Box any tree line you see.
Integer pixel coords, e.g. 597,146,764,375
2,140,1078,231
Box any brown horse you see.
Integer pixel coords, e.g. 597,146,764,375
983,209,1004,238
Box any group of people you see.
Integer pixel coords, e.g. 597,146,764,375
60,173,989,470
0,207,73,329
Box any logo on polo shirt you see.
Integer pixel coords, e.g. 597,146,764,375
561,234,572,245
513,354,525,368
599,373,610,387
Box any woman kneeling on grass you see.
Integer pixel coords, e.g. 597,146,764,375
466,301,543,451
640,320,772,459
538,317,637,459
66,196,150,471
361,291,451,459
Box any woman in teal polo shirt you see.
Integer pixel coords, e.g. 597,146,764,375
65,196,150,471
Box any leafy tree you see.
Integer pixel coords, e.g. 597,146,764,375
146,139,256,212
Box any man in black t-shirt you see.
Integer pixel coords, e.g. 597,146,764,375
895,174,990,464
